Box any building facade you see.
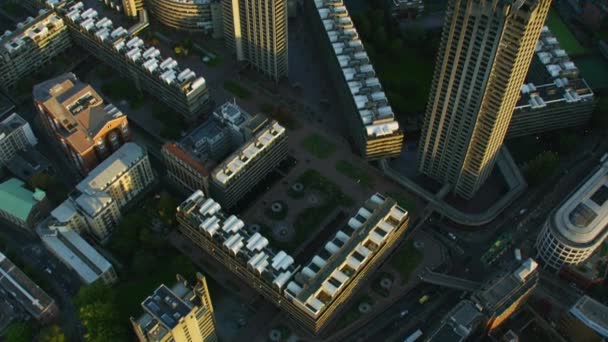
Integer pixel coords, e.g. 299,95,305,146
38,222,118,285
223,0,288,81
306,0,403,160
536,156,608,270
59,142,155,241
507,27,596,139
0,251,59,323
209,119,287,209
176,191,409,334
146,0,223,35
45,0,210,121
122,0,145,17
34,73,131,176
0,11,71,91
0,178,50,231
417,0,551,199
0,113,38,165
131,274,217,342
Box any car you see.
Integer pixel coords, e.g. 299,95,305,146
519,208,528,215
400,309,409,318
448,232,457,241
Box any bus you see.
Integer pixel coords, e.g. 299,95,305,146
404,329,423,342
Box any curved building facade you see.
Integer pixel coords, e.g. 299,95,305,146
146,0,222,34
536,156,608,270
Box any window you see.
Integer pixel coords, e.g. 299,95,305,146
590,185,608,206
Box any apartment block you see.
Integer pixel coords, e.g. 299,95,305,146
38,221,118,285
223,0,288,81
209,119,287,209
177,191,409,334
0,113,38,165
507,27,596,139
0,10,71,91
34,73,131,176
0,251,59,323
45,0,210,121
122,0,145,17
306,0,403,160
417,0,551,199
131,274,217,342
0,178,50,231
59,142,155,241
163,101,287,208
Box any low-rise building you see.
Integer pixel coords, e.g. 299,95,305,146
177,190,410,334
429,300,486,342
37,221,117,285
536,155,608,270
564,295,608,340
34,73,131,176
0,251,59,323
306,0,403,160
508,27,596,139
0,178,50,231
0,10,72,91
0,113,38,166
46,0,211,121
163,101,287,209
58,142,155,241
6,148,52,183
131,273,217,342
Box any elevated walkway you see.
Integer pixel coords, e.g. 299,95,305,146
418,268,481,292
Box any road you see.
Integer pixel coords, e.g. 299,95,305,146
0,223,83,341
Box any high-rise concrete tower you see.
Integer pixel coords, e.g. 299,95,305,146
417,0,551,199
223,0,288,82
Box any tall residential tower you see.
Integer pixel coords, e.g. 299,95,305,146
223,0,288,81
417,0,552,199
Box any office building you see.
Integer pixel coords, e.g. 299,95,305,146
209,118,286,209
565,295,608,340
38,221,117,285
471,259,539,330
507,27,596,139
417,0,551,199
122,0,146,17
429,300,485,342
0,178,50,231
163,101,287,208
34,73,131,176
0,113,38,165
306,0,403,160
223,0,288,81
60,142,155,241
131,273,217,342
0,251,59,323
147,0,223,35
45,0,210,121
0,11,71,91
536,156,608,270
177,191,409,334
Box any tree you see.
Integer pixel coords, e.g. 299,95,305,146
157,192,177,226
3,322,34,342
389,38,404,56
74,281,113,308
39,325,66,342
28,173,68,205
373,27,388,47
79,302,127,342
558,133,580,155
131,250,157,275
139,227,166,250
525,151,560,186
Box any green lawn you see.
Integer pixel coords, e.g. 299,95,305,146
335,160,374,188
390,241,423,284
101,79,144,109
263,201,288,221
301,133,336,159
292,170,353,245
223,80,252,99
546,10,587,56
387,192,417,216
335,295,374,330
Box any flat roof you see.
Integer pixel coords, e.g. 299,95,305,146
142,284,193,330
0,11,65,53
570,295,608,338
6,148,51,181
0,178,45,222
0,251,56,319
37,225,113,284
33,73,126,154
75,142,145,216
429,300,485,342
552,158,608,246
0,113,28,139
